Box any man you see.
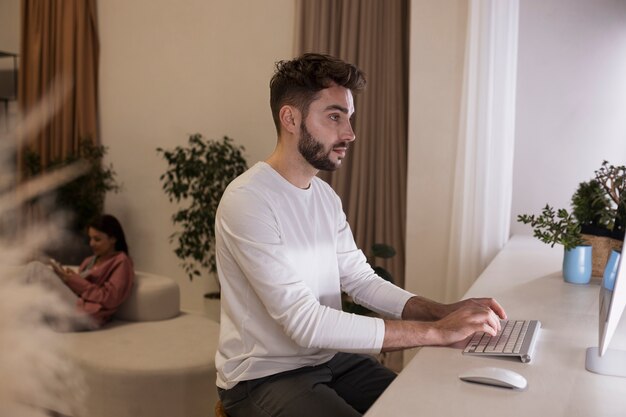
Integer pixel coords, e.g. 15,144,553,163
215,53,506,417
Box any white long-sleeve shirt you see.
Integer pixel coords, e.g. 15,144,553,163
215,162,414,389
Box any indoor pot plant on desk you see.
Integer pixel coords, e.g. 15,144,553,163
518,205,592,284
519,160,625,282
571,161,625,277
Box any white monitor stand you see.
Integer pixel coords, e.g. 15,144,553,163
586,249,626,378
585,347,626,377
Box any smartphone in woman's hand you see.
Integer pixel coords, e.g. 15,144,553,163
49,258,64,274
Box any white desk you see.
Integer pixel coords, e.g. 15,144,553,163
366,235,626,417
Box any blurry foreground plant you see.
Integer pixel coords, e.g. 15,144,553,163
0,78,88,417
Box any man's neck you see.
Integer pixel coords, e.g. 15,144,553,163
266,147,317,189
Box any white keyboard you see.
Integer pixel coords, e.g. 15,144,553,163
463,319,541,363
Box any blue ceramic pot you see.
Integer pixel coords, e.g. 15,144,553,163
602,249,621,291
562,245,592,284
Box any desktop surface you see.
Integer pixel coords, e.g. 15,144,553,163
365,236,626,417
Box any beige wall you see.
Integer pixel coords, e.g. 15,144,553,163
98,0,295,315
405,0,467,302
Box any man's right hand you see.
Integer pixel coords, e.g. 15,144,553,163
429,302,502,346
382,300,503,351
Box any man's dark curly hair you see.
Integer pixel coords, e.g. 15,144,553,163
269,53,366,134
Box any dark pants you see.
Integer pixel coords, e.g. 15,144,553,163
218,353,396,417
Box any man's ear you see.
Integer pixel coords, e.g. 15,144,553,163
279,106,300,134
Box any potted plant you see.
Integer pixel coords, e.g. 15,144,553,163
517,205,585,250
520,161,625,280
157,134,248,299
571,179,613,236
518,205,591,284
571,161,625,275
594,160,626,237
23,139,121,264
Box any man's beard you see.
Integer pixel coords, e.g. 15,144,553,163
297,122,348,171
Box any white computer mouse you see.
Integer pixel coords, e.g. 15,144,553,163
459,366,527,389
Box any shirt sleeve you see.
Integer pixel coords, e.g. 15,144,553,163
217,187,386,353
65,254,134,310
334,198,415,319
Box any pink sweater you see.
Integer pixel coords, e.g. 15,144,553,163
64,252,134,326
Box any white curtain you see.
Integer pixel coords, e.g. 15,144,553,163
444,0,519,301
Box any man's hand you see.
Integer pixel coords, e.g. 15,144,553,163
429,300,503,346
401,295,507,322
442,297,507,322
383,296,507,351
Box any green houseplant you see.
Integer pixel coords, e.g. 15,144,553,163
24,139,120,232
23,139,120,263
517,205,585,250
570,161,625,276
592,160,626,238
518,160,625,279
157,134,248,298
518,205,592,283
571,179,613,234
571,161,626,239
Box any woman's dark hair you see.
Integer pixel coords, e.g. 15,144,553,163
89,214,129,255
269,53,366,134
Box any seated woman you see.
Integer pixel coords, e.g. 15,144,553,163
26,214,135,330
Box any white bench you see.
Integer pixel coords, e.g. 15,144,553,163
61,271,220,417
